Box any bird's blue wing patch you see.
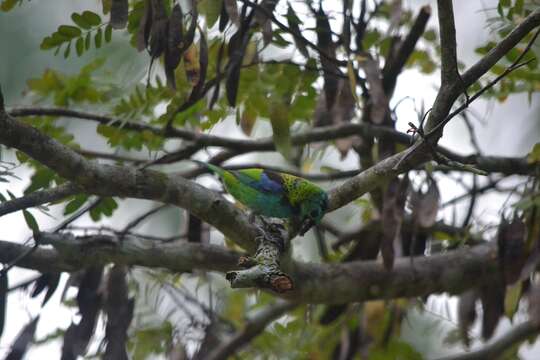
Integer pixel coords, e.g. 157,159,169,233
257,172,284,193
233,170,284,194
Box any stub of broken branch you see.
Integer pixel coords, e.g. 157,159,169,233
226,217,293,293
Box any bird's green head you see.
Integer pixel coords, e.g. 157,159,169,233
298,191,328,235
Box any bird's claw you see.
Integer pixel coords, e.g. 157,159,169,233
298,218,314,236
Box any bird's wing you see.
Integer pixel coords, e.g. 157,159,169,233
233,169,286,195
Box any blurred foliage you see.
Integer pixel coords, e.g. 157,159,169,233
473,0,540,102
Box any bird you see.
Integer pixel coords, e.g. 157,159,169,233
193,161,328,236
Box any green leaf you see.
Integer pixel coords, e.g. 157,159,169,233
362,30,380,50
497,2,504,17
26,168,56,193
64,194,88,215
505,282,522,320
71,12,91,29
199,0,222,28
527,143,540,163
1,0,19,12
82,10,101,26
270,99,291,159
58,25,82,38
89,197,118,221
104,24,112,42
76,37,84,56
102,0,111,14
22,210,40,234
85,32,91,50
95,28,103,48
41,32,71,50
63,41,71,58
423,29,437,42
514,0,524,15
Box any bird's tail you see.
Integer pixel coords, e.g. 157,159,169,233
192,160,226,177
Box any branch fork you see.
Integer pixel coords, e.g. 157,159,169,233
226,216,293,293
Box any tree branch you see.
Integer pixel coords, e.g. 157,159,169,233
226,217,293,293
425,7,540,134
437,320,540,360
8,107,533,175
35,232,242,273
0,231,503,304
0,239,70,273
383,5,431,94
437,0,459,87
461,8,540,88
427,27,540,138
0,183,80,217
0,105,258,251
76,149,147,163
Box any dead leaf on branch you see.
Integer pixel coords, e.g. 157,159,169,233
498,217,527,284
381,175,409,270
315,4,339,110
219,0,230,32
314,79,357,159
254,0,278,47
148,0,168,58
458,289,478,347
409,178,440,228
224,0,240,26
136,0,153,52
528,282,540,327
110,0,128,29
286,4,309,58
480,283,505,340
62,267,104,359
165,3,184,89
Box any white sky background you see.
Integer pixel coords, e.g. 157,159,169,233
0,0,539,358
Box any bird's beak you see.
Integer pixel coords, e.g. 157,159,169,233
299,218,314,236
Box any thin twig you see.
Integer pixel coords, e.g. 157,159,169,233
436,321,540,360
0,183,80,217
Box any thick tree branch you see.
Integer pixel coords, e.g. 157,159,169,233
327,150,417,211
425,7,540,134
226,217,293,293
0,105,258,250
283,241,499,303
427,27,540,138
437,0,459,86
0,232,502,304
437,320,540,360
0,239,70,273
76,149,147,163
35,233,242,273
0,183,80,217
